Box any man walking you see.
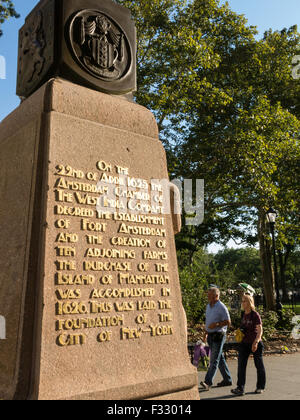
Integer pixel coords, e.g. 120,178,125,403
200,287,232,391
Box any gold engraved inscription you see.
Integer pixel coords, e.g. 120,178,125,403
85,248,136,259
81,219,107,232
56,289,81,300
113,212,164,225
56,232,78,243
55,190,73,203
74,192,99,206
96,160,112,172
100,172,125,186
56,165,85,179
57,333,86,346
115,165,129,175
150,324,173,337
143,250,168,260
155,263,169,272
137,301,156,310
161,288,171,297
118,273,169,285
90,301,113,313
115,302,135,312
118,223,166,237
89,288,155,299
55,219,71,229
56,246,76,257
55,204,94,218
83,261,132,271
56,260,77,271
158,313,173,322
57,315,124,331
110,237,151,247
56,273,95,285
55,177,104,193
158,300,172,310
56,301,89,315
97,331,112,343
121,327,144,340
53,160,174,346
86,235,103,244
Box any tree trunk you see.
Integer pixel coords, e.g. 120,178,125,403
278,245,293,302
278,250,287,302
258,209,276,310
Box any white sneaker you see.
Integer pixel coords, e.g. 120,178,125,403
199,381,210,391
255,389,265,394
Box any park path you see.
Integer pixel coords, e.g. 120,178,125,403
198,352,300,400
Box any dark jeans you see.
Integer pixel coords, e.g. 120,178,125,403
237,341,266,391
205,333,232,386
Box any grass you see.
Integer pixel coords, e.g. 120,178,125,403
283,304,300,315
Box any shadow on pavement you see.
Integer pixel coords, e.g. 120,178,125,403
200,391,259,400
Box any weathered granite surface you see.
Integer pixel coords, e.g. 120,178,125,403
0,79,198,400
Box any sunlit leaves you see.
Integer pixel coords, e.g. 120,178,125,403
0,0,19,36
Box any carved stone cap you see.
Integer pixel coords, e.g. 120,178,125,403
17,0,137,98
2,79,159,141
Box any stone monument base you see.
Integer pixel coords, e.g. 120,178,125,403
0,79,199,400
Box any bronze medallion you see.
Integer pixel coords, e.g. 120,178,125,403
69,10,131,82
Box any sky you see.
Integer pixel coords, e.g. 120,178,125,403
0,0,299,122
0,0,299,252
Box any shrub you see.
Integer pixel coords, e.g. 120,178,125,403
180,268,207,325
276,308,296,332
258,307,279,341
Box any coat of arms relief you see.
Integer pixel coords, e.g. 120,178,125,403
69,11,131,81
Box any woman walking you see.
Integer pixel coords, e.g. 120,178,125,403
231,294,266,396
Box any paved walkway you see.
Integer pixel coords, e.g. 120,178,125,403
198,352,300,400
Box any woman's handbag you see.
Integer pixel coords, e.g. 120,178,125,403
234,328,245,343
235,311,254,343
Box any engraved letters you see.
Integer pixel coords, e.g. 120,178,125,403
53,160,173,347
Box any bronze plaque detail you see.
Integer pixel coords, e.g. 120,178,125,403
18,11,46,84
69,10,131,82
16,0,136,99
17,0,55,98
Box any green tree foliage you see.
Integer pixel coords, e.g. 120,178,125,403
116,0,300,310
116,0,249,139
0,0,19,36
175,27,300,309
180,266,207,325
213,247,261,288
178,247,255,326
179,246,299,327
